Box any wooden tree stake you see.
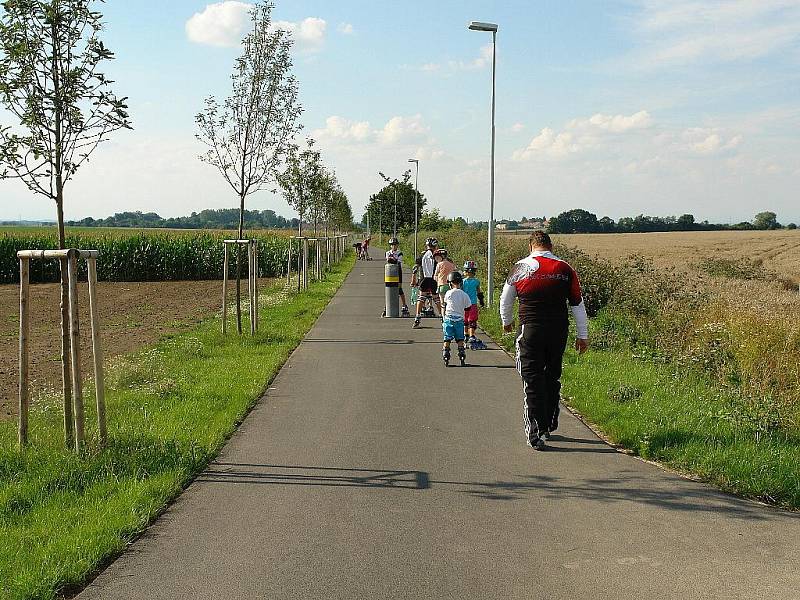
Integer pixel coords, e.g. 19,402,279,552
254,243,259,332
67,252,85,451
222,243,229,335
87,258,107,446
18,257,30,447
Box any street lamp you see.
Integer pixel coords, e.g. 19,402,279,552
468,20,498,305
393,183,398,237
408,158,419,258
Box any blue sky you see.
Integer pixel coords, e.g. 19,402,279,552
3,0,799,224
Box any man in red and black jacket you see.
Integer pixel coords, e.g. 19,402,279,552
500,231,589,450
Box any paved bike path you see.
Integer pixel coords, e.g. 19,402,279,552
79,250,800,599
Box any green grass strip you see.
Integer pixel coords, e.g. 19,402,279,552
0,254,354,600
478,300,800,511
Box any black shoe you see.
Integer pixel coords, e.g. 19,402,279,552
527,436,546,451
542,431,551,441
401,306,410,317
442,349,451,366
458,348,466,366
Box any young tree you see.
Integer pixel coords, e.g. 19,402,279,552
196,0,302,334
330,186,353,234
0,0,132,446
279,138,322,238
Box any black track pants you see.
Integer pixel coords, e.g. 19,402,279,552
515,321,568,440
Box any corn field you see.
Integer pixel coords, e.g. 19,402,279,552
0,230,290,283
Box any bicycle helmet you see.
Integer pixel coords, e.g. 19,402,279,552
463,260,478,272
447,270,463,285
425,237,438,248
433,248,448,258
388,237,399,245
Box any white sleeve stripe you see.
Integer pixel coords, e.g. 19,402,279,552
571,301,589,339
499,282,517,326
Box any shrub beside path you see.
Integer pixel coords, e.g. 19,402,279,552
78,248,800,600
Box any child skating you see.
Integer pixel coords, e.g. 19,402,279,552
461,260,487,349
385,237,410,317
433,249,455,310
441,270,472,367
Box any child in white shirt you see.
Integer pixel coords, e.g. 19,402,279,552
441,270,472,366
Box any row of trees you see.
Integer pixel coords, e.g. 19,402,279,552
0,0,355,426
278,138,353,237
548,209,796,234
67,209,299,230
192,2,353,333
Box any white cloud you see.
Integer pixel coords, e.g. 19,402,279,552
568,110,653,133
272,17,327,51
313,116,372,142
513,128,582,160
186,1,251,48
337,22,355,35
514,110,652,160
511,122,526,133
413,146,445,161
628,0,800,68
683,128,743,154
378,114,430,145
313,114,434,148
186,5,328,51
449,44,494,71
408,44,494,73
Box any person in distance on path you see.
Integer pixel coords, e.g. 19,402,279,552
441,270,471,366
413,237,442,328
500,231,589,451
385,237,410,317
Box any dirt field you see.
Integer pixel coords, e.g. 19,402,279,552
545,230,800,283
0,280,226,420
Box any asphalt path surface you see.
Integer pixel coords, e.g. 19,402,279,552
78,249,800,599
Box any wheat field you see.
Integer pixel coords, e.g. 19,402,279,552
544,230,800,284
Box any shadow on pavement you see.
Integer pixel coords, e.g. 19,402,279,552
199,463,430,490
199,463,782,521
437,473,778,520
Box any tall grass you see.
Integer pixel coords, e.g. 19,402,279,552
0,230,290,283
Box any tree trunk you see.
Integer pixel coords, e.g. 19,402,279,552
236,194,245,335
52,18,75,448
56,197,75,448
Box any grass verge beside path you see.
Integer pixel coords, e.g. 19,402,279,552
478,302,800,511
0,254,354,600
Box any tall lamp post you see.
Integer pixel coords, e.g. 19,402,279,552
468,20,498,305
393,183,398,237
408,158,420,258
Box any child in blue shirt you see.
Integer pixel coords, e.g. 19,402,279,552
461,260,486,349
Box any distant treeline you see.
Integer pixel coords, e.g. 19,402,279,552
547,209,796,234
67,209,299,230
